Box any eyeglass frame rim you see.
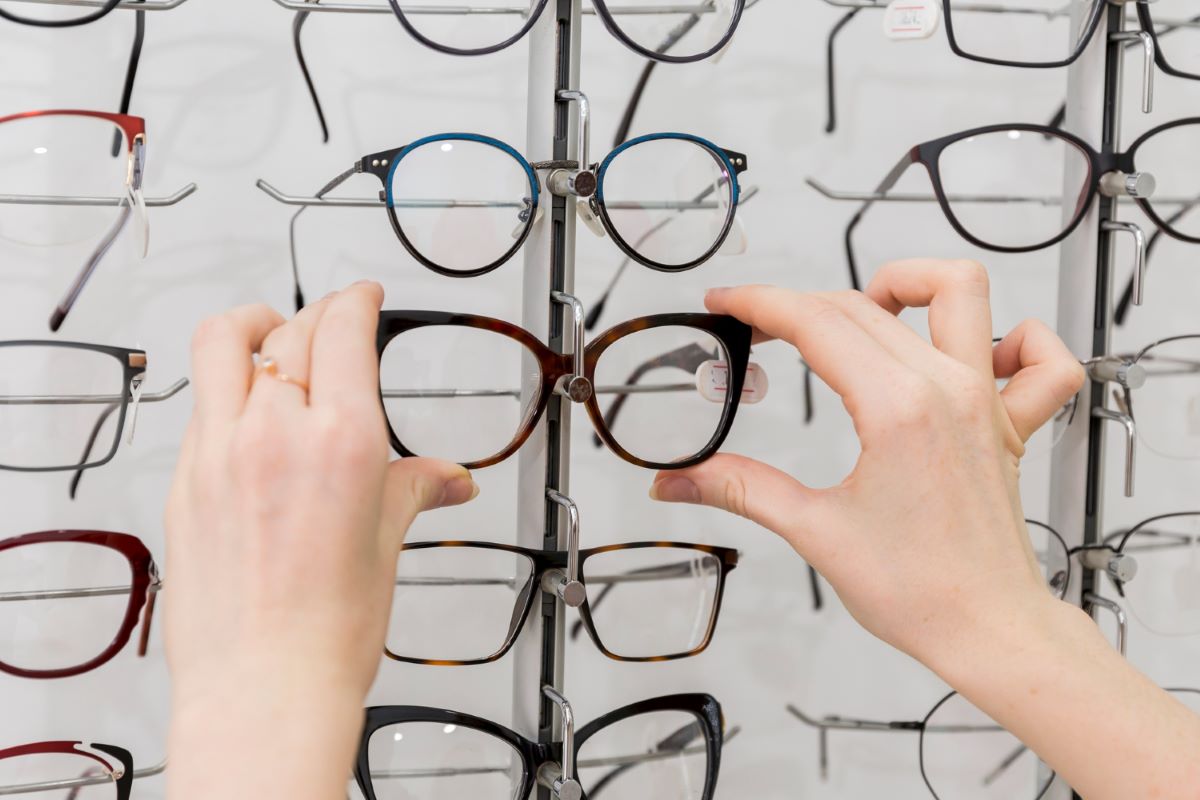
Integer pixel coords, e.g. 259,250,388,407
382,0,744,63
354,693,723,800
0,0,123,27
939,0,1107,70
0,340,144,474
383,539,739,665
592,131,748,273
0,741,134,799
374,309,752,471
0,530,154,679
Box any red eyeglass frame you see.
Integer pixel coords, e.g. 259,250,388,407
0,741,134,800
0,530,158,679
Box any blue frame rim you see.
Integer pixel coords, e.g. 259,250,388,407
383,132,540,210
595,132,742,207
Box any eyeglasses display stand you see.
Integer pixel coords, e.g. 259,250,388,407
1048,4,1143,800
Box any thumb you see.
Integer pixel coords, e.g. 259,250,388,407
381,457,479,540
649,453,828,553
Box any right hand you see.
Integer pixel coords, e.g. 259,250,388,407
649,260,1085,672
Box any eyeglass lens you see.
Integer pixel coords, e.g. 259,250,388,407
0,540,133,674
0,344,125,471
0,114,132,250
946,0,1098,66
366,721,525,799
386,546,536,663
582,547,722,658
935,129,1091,250
599,136,735,268
1132,336,1200,460
592,325,730,465
379,325,542,465
388,136,536,275
1119,513,1200,637
575,709,709,799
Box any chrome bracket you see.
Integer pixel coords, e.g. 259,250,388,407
1093,406,1136,497
544,489,585,607
1101,220,1147,306
551,291,592,402
1109,30,1155,113
538,686,583,800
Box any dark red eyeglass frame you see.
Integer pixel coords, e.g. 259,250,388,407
0,530,158,679
376,310,752,471
0,741,133,799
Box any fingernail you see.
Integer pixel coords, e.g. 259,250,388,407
649,476,701,504
438,475,479,508
705,287,732,299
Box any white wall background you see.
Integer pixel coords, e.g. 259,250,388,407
1,1,1198,797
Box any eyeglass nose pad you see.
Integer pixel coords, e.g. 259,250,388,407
700,0,738,62
575,199,607,238
127,375,146,445
513,195,543,239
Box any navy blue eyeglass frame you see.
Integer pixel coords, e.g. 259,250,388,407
284,131,748,305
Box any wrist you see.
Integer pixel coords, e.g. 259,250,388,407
168,661,365,799
927,593,1100,697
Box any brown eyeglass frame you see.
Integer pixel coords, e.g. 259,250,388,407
0,530,158,679
388,540,738,666
376,310,752,471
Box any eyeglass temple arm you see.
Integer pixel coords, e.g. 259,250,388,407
586,718,715,799
66,378,189,499
52,202,133,332
841,149,917,291
585,184,758,333
786,704,922,780
1115,197,1199,326
592,342,715,448
824,8,862,134
111,9,146,158
293,0,329,144
287,163,360,310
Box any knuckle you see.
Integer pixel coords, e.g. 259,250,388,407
949,260,990,292
721,472,752,520
893,376,942,428
191,314,235,355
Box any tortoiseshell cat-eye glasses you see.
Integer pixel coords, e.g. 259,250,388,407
375,311,753,470
386,540,738,666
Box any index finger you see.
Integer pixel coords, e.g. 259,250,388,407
704,285,908,409
308,281,386,409
190,303,285,423
865,259,995,376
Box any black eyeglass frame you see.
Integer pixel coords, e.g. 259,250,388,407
355,693,724,800
0,340,144,474
843,118,1200,290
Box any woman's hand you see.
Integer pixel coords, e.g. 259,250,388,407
164,282,477,799
651,260,1200,800
651,259,1083,666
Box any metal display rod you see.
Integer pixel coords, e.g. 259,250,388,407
1047,1,1134,799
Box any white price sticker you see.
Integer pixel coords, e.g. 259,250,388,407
695,360,769,404
883,0,941,40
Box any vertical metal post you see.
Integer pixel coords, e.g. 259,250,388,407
512,1,582,796
1047,3,1127,799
